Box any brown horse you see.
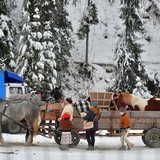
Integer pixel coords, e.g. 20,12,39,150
145,97,160,111
113,92,148,111
50,86,64,102
113,92,160,111
0,95,41,145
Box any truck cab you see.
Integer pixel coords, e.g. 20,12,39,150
5,83,28,100
0,70,28,100
0,70,28,134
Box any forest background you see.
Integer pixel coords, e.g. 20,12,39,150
1,0,160,101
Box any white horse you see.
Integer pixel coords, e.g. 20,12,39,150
0,94,41,145
115,92,149,111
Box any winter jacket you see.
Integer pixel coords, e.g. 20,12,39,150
59,119,73,132
83,106,101,131
120,113,130,129
59,119,74,132
60,104,73,121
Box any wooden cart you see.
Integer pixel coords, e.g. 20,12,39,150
39,102,80,146
39,92,160,148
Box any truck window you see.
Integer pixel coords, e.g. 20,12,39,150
9,87,23,94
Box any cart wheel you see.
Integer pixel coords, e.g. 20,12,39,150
69,130,80,147
54,130,61,145
54,129,80,146
141,130,147,145
144,128,160,148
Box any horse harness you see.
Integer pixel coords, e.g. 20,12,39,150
0,101,26,129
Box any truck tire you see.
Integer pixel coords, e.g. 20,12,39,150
144,127,160,148
7,122,22,134
141,130,147,145
54,129,80,146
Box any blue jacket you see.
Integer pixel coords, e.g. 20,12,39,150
83,110,99,131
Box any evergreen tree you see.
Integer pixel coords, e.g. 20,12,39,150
113,0,148,93
15,0,72,91
0,0,16,70
15,0,55,90
76,0,98,72
77,1,98,40
51,0,73,87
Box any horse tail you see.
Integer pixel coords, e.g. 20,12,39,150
33,111,41,136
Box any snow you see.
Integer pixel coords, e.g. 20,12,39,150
68,0,120,64
0,133,159,160
0,28,4,38
1,0,160,159
8,0,160,97
63,0,160,98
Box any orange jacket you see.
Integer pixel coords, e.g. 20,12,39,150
120,113,130,129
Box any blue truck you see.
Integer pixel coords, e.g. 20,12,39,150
0,70,28,133
0,70,28,100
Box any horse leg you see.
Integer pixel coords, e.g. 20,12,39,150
25,120,34,145
0,114,4,145
134,105,141,111
26,126,34,145
25,115,39,145
25,129,29,143
0,127,4,145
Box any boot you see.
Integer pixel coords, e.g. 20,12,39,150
86,145,94,151
59,145,69,151
118,146,126,150
127,143,134,150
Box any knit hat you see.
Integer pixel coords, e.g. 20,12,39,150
90,101,98,107
66,98,72,104
61,112,70,120
119,107,126,113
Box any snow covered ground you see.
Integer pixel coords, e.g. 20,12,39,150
0,133,159,160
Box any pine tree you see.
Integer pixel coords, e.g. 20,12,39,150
15,0,72,91
76,0,98,73
15,0,56,90
76,1,98,40
0,0,16,70
113,0,148,93
51,0,73,87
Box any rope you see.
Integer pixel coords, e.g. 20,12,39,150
0,106,53,139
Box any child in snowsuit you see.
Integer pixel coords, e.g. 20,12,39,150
118,107,134,150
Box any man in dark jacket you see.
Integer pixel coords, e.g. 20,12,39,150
83,101,101,150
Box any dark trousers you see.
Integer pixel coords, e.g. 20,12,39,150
86,129,96,147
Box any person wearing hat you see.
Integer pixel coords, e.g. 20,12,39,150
83,101,101,150
58,98,73,121
58,112,74,150
57,98,74,150
118,107,134,150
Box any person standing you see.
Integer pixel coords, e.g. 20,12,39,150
58,112,74,150
118,107,134,150
83,101,101,150
58,98,74,150
59,98,73,121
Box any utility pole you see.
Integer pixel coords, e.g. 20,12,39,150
85,0,90,66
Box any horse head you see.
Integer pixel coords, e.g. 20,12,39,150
112,92,134,110
114,92,126,108
50,86,64,102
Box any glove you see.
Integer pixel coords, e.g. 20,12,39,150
80,112,87,118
